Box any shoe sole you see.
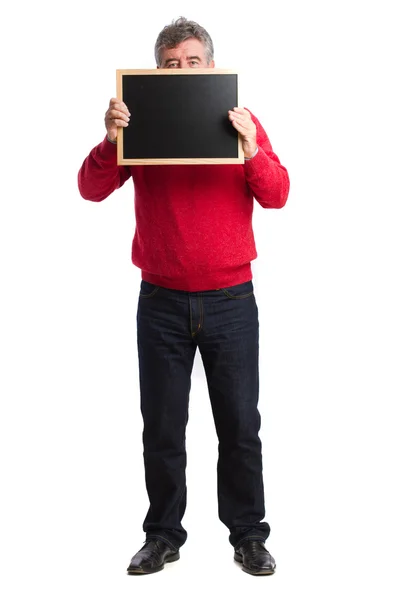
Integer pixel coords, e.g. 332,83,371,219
127,551,180,575
234,553,275,576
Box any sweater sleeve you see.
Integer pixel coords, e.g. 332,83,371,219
78,136,132,202
243,110,290,209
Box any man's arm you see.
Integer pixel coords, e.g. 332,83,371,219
77,98,132,202
229,107,290,209
78,136,132,202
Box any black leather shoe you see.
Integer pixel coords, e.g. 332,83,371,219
234,540,276,575
127,539,180,575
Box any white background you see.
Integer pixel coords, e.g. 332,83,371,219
1,0,399,598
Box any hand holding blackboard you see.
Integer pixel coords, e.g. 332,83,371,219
104,98,130,143
116,69,244,165
228,107,258,159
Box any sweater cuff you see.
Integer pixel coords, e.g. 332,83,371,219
243,144,264,172
97,135,118,158
244,146,259,160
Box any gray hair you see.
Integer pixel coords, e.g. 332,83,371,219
154,17,214,67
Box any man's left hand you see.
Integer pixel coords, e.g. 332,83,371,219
228,107,257,158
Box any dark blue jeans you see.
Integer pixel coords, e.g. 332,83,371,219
136,278,271,551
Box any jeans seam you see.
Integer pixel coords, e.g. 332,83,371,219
222,290,254,299
140,287,160,298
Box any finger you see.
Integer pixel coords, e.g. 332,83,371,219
229,116,248,130
112,103,130,115
230,121,255,140
110,105,130,117
109,97,127,109
109,98,130,115
232,107,250,117
107,109,130,123
108,119,129,128
108,108,130,119
230,119,247,134
228,110,249,122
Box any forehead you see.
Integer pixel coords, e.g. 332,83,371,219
161,38,207,60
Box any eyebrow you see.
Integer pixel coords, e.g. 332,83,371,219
164,56,201,64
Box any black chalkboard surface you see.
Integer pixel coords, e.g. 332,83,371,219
116,69,244,165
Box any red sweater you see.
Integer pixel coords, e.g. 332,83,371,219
78,110,289,292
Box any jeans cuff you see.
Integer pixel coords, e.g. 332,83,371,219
145,534,178,552
234,535,266,551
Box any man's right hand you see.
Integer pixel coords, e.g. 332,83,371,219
105,98,130,142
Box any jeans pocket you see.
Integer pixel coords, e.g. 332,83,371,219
139,280,161,298
221,280,254,299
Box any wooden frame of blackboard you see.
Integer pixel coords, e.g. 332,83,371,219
116,69,244,165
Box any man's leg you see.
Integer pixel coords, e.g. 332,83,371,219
136,280,197,551
198,281,270,548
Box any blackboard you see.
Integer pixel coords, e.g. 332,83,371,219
116,69,244,165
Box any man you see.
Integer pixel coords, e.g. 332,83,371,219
78,16,289,576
